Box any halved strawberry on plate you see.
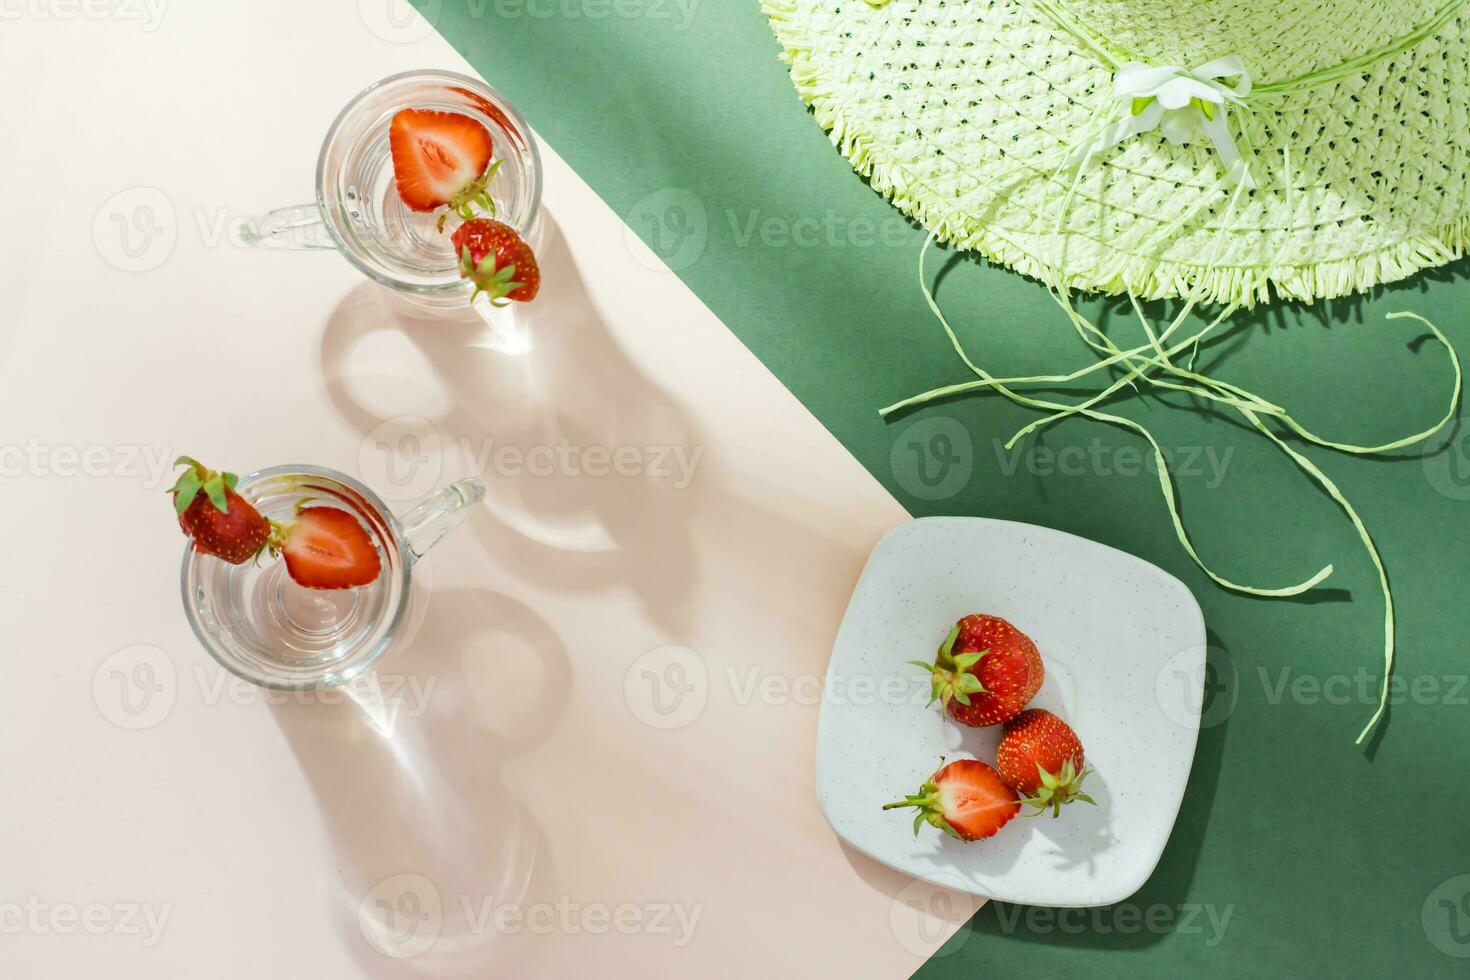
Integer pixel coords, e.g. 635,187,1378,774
389,108,501,229
883,758,1021,841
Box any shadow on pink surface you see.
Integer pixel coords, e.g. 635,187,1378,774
318,210,701,638
271,585,570,976
270,206,956,976
277,208,712,974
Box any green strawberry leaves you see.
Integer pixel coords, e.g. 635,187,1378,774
438,159,504,232
937,623,959,660
167,456,236,515
169,469,203,515
908,624,990,708
882,777,963,841
947,653,986,705
202,474,229,512
459,246,526,308
1019,759,1096,818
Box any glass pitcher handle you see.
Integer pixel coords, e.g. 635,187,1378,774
234,204,337,251
398,478,486,563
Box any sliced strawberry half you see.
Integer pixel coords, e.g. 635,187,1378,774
883,759,1021,841
277,506,382,590
388,108,498,225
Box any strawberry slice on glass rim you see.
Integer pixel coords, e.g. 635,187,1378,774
389,107,502,230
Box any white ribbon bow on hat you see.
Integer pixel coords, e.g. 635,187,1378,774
1086,56,1255,188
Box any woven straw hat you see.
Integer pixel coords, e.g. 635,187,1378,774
765,0,1470,305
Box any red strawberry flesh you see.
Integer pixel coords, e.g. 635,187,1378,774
279,506,382,590
389,108,494,214
884,759,1020,841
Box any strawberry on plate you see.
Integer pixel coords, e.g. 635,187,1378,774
911,614,1044,727
389,108,499,227
451,217,540,305
169,456,270,564
276,506,382,591
997,709,1096,817
883,759,1020,841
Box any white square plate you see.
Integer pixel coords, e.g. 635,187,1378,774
816,517,1206,907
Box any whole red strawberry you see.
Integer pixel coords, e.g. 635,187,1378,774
911,614,1044,727
997,709,1095,817
883,758,1020,841
169,456,270,564
450,218,540,306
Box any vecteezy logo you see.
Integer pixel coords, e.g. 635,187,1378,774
359,416,444,502
358,0,440,43
889,416,973,501
92,645,177,730
1423,427,1470,501
1424,875,1470,957
92,187,177,273
1424,875,1470,958
359,873,442,959
623,645,708,729
889,871,979,958
624,189,709,272
1155,644,1237,730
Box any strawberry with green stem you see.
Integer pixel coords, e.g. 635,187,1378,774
911,614,1044,727
169,458,381,590
169,456,270,564
451,217,540,306
996,709,1097,817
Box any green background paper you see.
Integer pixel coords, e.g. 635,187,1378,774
418,1,1470,974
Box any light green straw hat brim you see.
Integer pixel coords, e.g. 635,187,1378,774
763,0,1470,745
764,0,1470,306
